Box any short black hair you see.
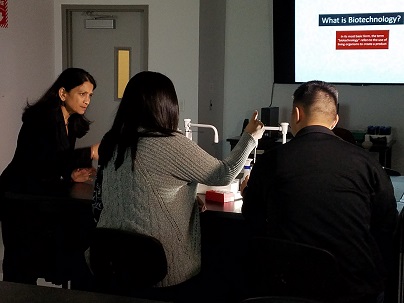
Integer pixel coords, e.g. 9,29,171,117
293,80,338,118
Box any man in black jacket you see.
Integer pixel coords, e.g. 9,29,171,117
242,80,398,303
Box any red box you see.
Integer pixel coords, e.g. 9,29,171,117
205,190,235,203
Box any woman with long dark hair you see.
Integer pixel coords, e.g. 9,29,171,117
93,71,264,302
0,67,99,284
0,67,98,196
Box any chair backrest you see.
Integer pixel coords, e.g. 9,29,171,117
245,236,345,302
2,191,95,285
383,167,401,176
89,227,168,296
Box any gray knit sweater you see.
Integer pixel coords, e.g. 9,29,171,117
97,131,256,287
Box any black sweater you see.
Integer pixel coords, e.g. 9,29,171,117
0,106,91,196
242,125,398,301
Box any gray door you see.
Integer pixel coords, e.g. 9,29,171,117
63,6,148,148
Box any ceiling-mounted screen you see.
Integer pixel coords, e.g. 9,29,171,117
273,0,404,85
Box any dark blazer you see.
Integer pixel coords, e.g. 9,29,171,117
242,125,398,301
0,106,91,196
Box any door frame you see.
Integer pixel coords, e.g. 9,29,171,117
61,4,149,70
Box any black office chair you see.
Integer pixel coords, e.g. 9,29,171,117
244,236,345,302
89,227,168,298
1,191,95,288
241,296,324,303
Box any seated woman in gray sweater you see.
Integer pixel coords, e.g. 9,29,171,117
92,71,263,301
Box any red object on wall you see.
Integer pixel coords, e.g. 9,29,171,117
0,0,8,28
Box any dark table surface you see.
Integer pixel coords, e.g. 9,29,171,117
70,177,404,215
0,281,169,303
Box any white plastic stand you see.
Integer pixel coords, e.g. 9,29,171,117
263,122,289,144
184,118,219,143
253,122,289,163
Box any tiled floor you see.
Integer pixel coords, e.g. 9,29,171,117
0,226,61,288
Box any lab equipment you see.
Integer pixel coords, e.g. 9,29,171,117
263,122,289,144
184,119,219,143
241,158,252,183
253,122,289,164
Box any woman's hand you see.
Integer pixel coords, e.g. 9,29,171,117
71,167,96,183
196,195,207,213
91,143,100,160
244,110,265,141
240,175,249,197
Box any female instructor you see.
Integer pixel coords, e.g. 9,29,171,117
0,67,99,284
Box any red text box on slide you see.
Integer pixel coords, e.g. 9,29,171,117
336,30,389,50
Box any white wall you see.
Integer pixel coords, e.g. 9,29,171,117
1,0,403,173
223,0,404,172
198,0,226,158
0,0,54,172
0,0,199,175
272,83,404,172
223,0,273,153
53,0,200,139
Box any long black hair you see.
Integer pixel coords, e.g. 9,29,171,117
23,68,97,138
100,71,180,170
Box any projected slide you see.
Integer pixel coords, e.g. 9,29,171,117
295,0,404,84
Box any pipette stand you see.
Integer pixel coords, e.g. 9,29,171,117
263,122,289,144
184,118,219,143
253,122,289,163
